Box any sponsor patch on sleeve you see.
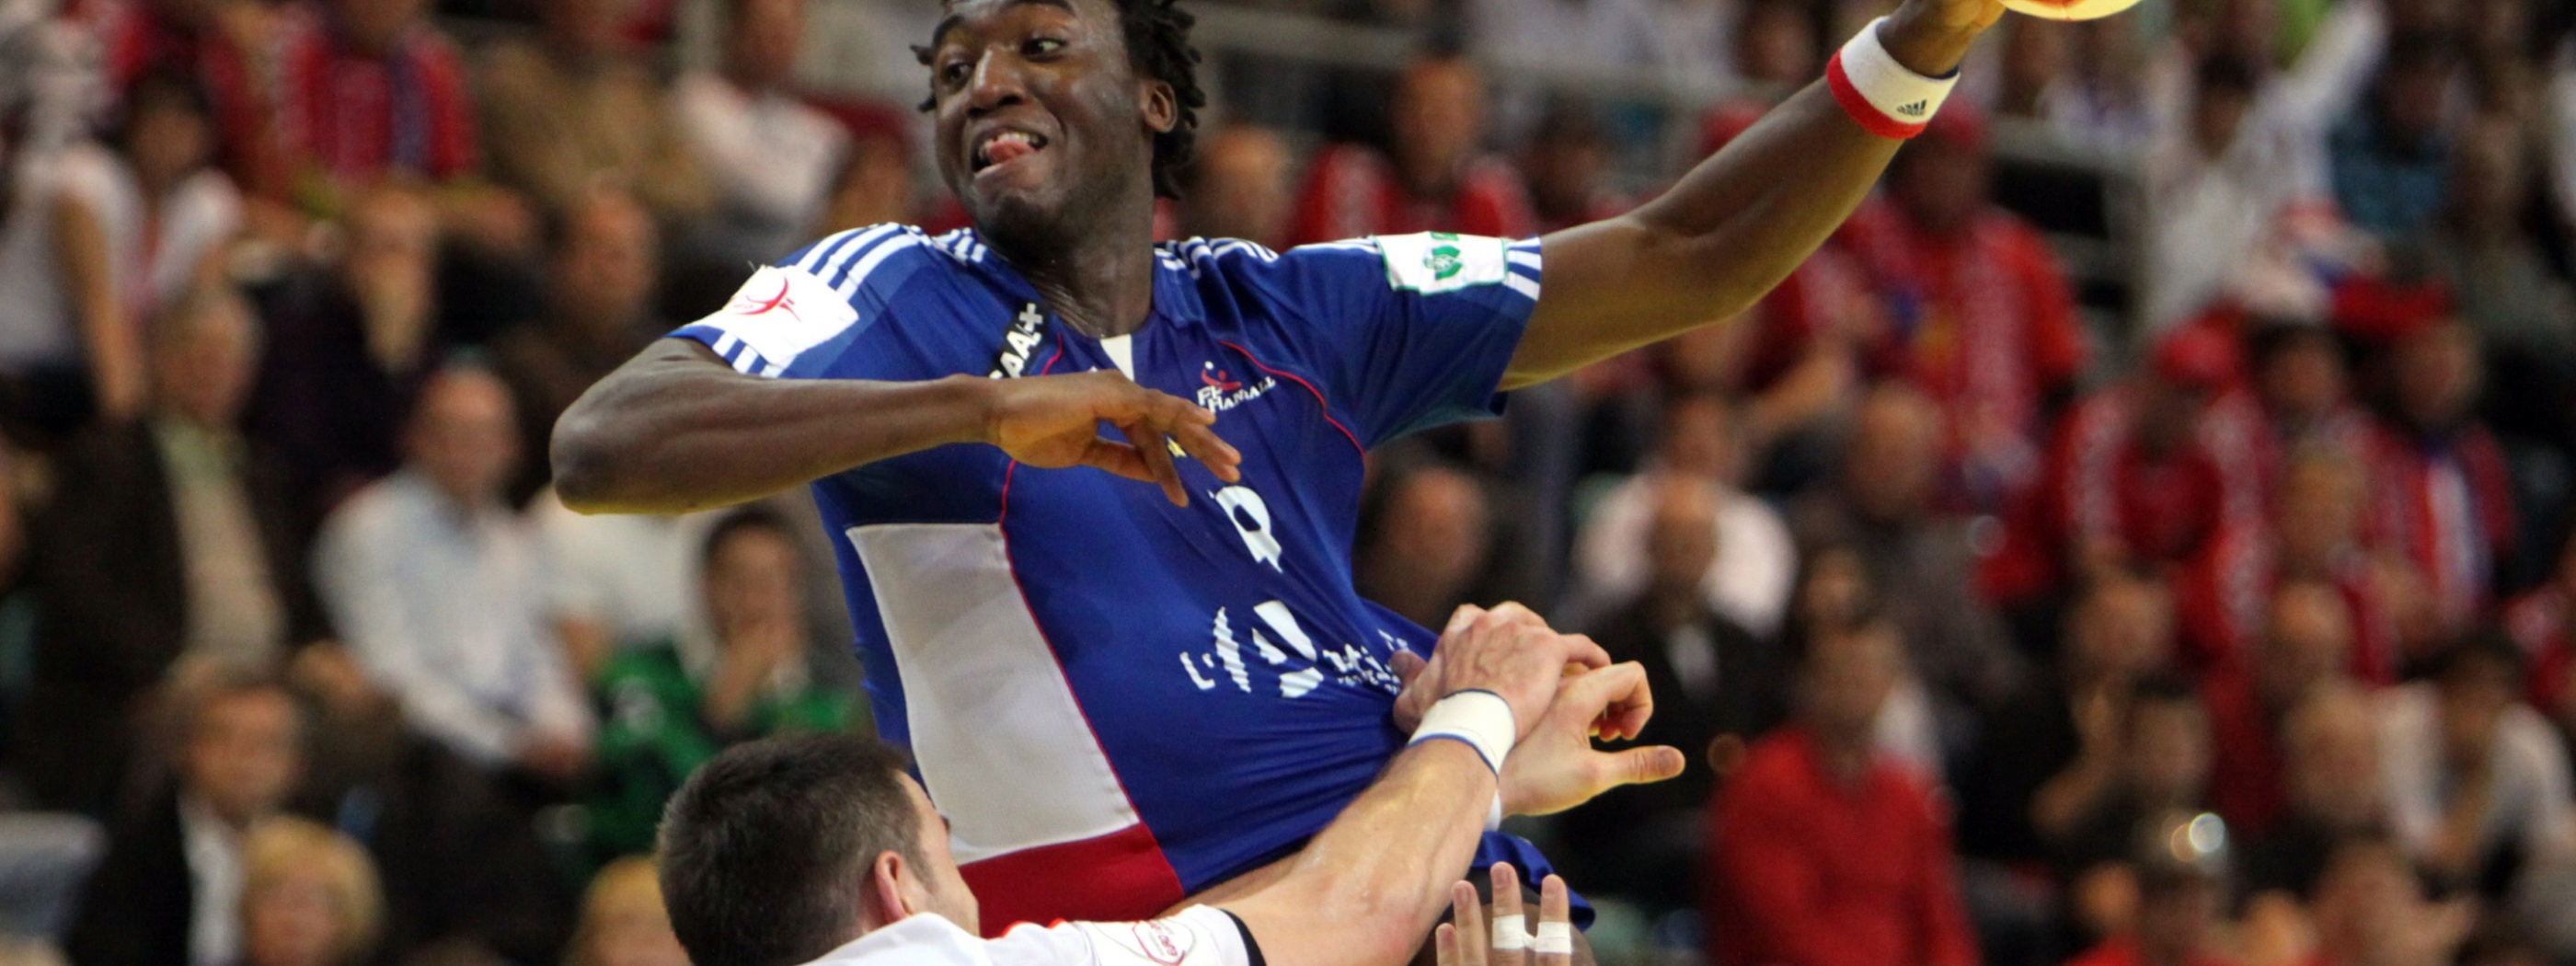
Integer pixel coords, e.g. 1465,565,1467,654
1376,232,1512,294
696,265,863,374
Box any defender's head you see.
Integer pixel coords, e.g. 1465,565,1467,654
659,734,979,966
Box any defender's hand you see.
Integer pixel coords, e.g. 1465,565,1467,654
983,372,1243,505
1435,865,1573,966
1395,604,1611,738
1501,662,1684,816
1880,0,2006,75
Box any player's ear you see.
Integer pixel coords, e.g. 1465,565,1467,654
866,851,914,927
1139,78,1177,135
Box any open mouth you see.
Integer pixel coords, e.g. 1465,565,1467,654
972,129,1051,174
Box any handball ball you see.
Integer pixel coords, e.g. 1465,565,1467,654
2001,0,2145,20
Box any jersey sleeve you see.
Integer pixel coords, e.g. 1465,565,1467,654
1244,233,1542,447
667,224,944,381
985,906,1255,966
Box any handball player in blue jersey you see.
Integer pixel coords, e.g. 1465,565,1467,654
553,0,2003,934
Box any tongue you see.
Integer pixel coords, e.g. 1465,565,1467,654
985,138,1037,166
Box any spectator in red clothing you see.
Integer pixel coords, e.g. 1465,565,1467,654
2178,446,2399,684
70,0,271,189
1287,53,1534,244
2360,318,2514,638
2501,530,2576,734
264,0,495,236
2063,823,2237,966
2022,327,2254,600
2197,321,2375,508
1706,618,1981,966
2205,580,2356,836
1839,109,2089,512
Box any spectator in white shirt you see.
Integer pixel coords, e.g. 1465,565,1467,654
2378,632,2576,901
313,364,592,786
1574,392,1798,639
671,0,850,268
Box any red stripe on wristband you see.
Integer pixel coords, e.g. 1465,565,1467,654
1826,52,1929,140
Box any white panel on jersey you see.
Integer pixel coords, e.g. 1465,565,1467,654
1098,335,1137,380
694,265,863,375
848,523,1140,863
803,907,1252,966
1376,232,1512,293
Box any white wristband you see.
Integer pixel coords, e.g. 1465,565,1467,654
1409,690,1516,775
1533,921,1574,955
1826,17,1960,138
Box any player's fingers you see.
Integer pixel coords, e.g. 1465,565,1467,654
1446,604,1487,635
1535,876,1573,966
1167,418,1243,483
1436,923,1461,966
1557,633,1611,671
1116,419,1189,506
1569,661,1653,742
1075,437,1159,485
1391,650,1428,687
1593,745,1688,789
1450,880,1486,966
1489,863,1527,966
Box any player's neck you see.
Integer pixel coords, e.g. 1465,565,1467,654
987,190,1160,340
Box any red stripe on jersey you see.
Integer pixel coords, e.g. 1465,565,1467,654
963,822,1187,937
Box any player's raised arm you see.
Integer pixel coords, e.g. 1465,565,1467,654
1501,0,2004,389
549,339,1240,514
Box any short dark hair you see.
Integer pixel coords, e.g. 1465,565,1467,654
700,505,799,570
658,733,926,966
914,0,1205,200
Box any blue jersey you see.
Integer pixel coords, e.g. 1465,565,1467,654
673,224,1545,929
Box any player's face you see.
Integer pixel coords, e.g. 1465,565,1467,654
923,0,1174,245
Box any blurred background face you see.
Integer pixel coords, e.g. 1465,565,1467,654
1892,135,1987,233
328,0,427,53
1845,386,1943,522
1522,111,1606,224
1794,548,1871,634
2313,843,2421,960
1390,59,1484,192
1735,1,1818,85
823,132,918,233
2274,455,2361,568
1183,126,1294,247
2069,580,2172,682
2447,119,2524,234
2257,331,2344,421
2000,19,2070,111
2135,879,2219,965
405,371,520,508
155,294,262,430
1376,466,1489,602
1657,395,1743,485
573,864,689,966
546,0,627,59
2379,57,2453,144
1644,480,1720,602
342,189,439,292
551,190,660,337
727,0,805,90
2260,583,2351,704
1800,624,1901,743
2437,656,2513,770
2128,699,2212,801
2393,323,2478,429
705,525,803,641
2289,688,2384,827
124,89,213,188
2191,80,2252,158
2135,378,2213,454
244,868,347,966
185,687,302,826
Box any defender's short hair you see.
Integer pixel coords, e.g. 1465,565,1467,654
658,733,926,966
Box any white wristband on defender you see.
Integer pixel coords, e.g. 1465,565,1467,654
1825,17,1959,138
1409,690,1516,775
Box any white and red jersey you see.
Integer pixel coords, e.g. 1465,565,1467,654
2360,421,2516,626
803,907,1257,966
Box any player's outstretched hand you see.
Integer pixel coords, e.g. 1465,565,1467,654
1435,865,1572,966
1393,604,1611,734
1402,604,1613,740
984,371,1244,506
1501,662,1685,816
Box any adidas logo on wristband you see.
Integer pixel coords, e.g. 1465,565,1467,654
1824,17,1960,139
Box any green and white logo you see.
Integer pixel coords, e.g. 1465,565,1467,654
1378,232,1509,293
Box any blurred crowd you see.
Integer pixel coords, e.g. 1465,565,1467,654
2,0,2576,965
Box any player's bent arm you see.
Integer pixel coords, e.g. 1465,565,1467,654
1500,0,2002,390
552,339,1242,514
551,339,996,514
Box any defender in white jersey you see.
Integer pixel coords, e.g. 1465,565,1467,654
654,604,1663,966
